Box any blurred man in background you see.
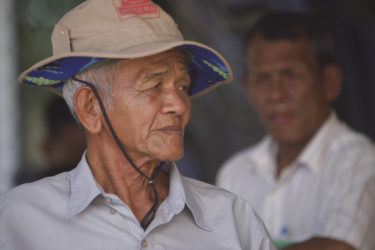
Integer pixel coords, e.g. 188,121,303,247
15,97,85,184
217,11,375,250
39,96,86,178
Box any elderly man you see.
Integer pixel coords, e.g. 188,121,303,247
217,11,375,250
0,1,274,249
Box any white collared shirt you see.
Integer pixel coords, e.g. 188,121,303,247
217,112,375,249
0,155,274,250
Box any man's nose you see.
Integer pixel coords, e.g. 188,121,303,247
161,89,190,115
268,75,287,101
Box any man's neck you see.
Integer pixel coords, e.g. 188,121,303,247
275,110,332,178
275,144,305,178
86,144,170,227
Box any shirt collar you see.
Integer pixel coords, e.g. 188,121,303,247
247,111,338,175
67,152,102,217
67,156,211,231
167,162,212,231
246,136,278,176
297,111,338,173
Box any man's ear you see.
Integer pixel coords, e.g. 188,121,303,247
73,86,102,134
323,64,342,102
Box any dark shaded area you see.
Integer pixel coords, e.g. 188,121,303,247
16,96,85,184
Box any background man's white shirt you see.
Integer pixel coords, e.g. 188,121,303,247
217,112,375,250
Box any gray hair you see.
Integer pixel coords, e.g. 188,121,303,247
62,59,120,123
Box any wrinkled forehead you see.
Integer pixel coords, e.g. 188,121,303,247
114,49,190,79
125,48,190,68
246,36,317,68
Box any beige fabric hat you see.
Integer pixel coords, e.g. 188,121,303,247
19,0,233,98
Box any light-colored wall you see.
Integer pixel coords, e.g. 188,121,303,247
0,0,18,193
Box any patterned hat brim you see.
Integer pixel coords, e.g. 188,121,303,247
19,41,233,98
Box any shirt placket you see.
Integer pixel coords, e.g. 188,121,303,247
264,181,285,238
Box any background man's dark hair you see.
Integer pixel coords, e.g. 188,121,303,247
244,11,336,69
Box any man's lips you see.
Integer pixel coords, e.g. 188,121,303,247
157,125,183,134
269,113,294,126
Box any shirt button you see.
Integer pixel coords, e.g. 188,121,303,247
109,208,116,214
141,239,148,248
105,197,112,203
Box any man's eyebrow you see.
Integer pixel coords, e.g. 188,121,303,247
143,66,190,80
143,70,168,80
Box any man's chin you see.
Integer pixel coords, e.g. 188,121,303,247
160,152,184,162
270,129,298,143
272,133,306,148
153,146,184,162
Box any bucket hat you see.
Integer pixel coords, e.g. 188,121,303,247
18,0,233,98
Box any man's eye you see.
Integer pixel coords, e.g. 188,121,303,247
282,69,298,78
178,84,190,93
253,74,270,84
147,82,161,90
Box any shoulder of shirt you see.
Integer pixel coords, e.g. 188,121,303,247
179,175,270,242
181,175,255,209
327,118,375,159
0,172,71,212
217,137,268,179
180,175,268,230
307,116,375,179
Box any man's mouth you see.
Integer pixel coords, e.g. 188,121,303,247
269,113,294,126
158,125,183,135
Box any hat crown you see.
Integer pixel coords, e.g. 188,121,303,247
51,0,183,55
19,0,232,98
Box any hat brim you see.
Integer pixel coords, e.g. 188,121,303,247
19,41,233,98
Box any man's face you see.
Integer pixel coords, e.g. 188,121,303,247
243,36,331,148
107,49,191,162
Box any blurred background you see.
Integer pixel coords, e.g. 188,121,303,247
1,0,375,192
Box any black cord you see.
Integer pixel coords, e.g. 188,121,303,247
72,76,163,229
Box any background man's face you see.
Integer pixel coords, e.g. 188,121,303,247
107,49,191,162
244,35,331,148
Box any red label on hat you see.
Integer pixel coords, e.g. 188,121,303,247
113,0,160,21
